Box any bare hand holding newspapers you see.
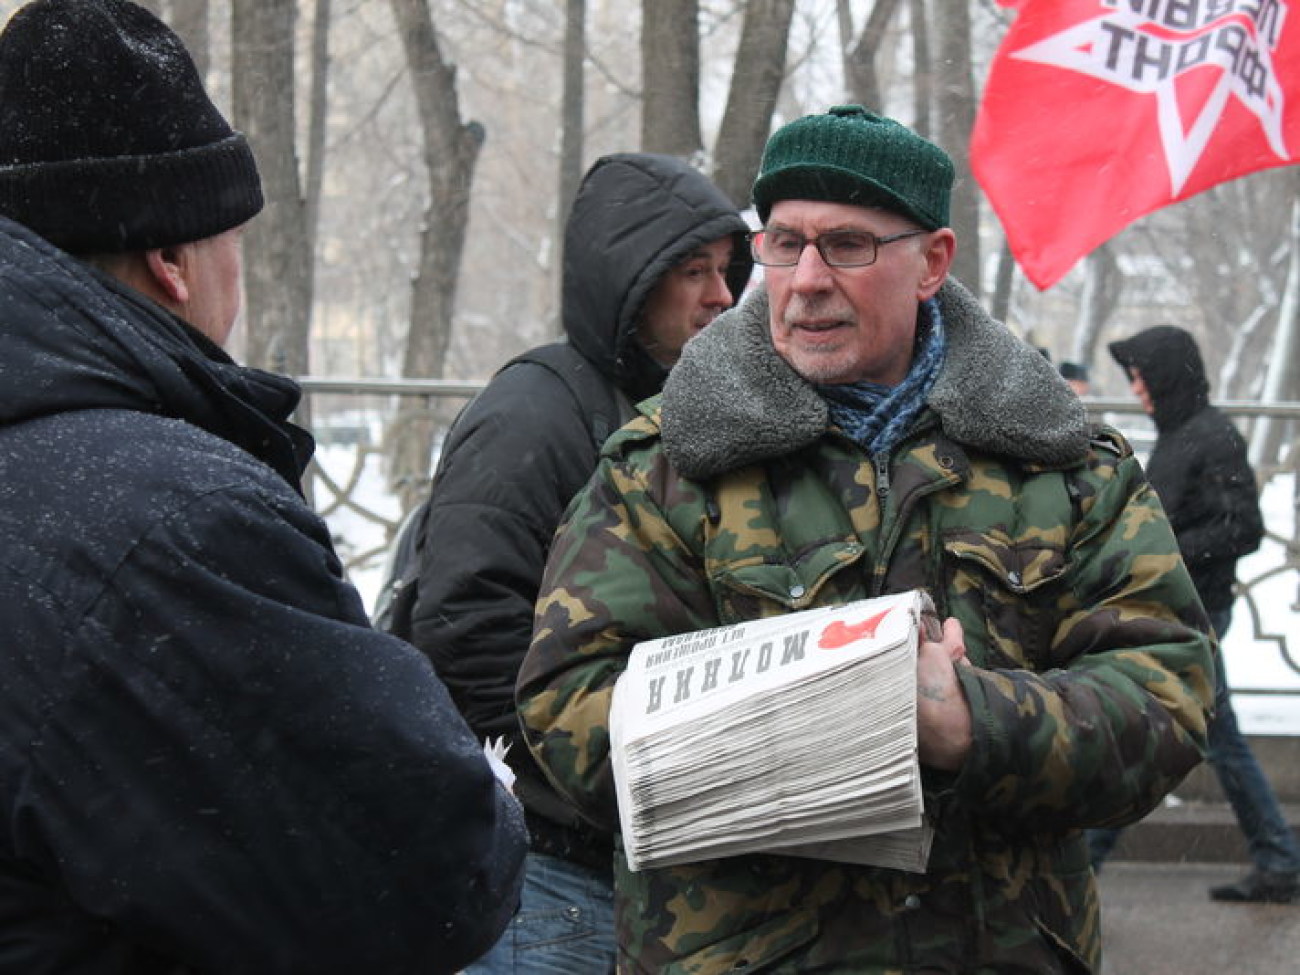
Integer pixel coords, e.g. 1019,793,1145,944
917,617,974,772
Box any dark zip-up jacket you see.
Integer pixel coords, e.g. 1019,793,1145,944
1109,326,1263,612
408,154,750,870
0,217,526,974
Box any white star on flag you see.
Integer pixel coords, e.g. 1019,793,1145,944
1010,9,1289,194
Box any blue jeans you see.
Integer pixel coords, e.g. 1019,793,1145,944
1089,607,1300,874
462,852,616,974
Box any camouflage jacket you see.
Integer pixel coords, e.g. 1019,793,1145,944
517,280,1214,974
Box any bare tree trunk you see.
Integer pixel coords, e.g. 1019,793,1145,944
909,0,931,139
1221,302,1275,399
386,0,486,510
930,1,979,292
711,0,796,209
304,0,331,246
231,0,312,380
990,237,1014,325
555,0,586,331
641,0,702,157
169,0,209,79
1071,243,1122,373
1251,187,1300,472
839,0,900,112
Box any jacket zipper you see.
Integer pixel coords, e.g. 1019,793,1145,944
868,447,961,597
869,454,892,598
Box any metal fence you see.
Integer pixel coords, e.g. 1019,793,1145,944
299,378,1300,694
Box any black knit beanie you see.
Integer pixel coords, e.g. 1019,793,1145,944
0,0,263,253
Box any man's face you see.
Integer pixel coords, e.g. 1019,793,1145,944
183,224,246,347
639,236,737,368
1129,367,1154,415
764,200,953,387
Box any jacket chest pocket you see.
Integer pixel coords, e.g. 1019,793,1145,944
699,463,870,624
709,539,867,624
942,529,1073,669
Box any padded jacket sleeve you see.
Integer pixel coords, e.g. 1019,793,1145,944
409,362,600,747
15,474,526,975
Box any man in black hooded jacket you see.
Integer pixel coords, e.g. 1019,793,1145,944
407,152,751,972
0,2,526,971
1093,325,1300,904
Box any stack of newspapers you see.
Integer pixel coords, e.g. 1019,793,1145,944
609,589,936,874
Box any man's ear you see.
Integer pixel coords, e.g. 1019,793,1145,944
144,245,192,307
917,229,956,300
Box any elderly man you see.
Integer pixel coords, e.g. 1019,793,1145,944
0,2,524,972
517,106,1213,972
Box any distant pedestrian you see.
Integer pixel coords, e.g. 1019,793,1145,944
1094,325,1300,905
1059,361,1090,397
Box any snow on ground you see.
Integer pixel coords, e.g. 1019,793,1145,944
315,448,1300,735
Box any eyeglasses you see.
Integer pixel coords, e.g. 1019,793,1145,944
748,228,926,268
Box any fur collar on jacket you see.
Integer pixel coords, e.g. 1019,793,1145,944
661,277,1090,479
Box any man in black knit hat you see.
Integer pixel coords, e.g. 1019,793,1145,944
0,2,525,972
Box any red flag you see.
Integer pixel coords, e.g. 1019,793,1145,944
972,0,1300,290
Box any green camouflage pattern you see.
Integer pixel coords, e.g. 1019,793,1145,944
517,403,1213,974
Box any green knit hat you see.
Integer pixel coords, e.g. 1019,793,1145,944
751,105,953,230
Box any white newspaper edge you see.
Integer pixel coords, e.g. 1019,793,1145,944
610,590,936,874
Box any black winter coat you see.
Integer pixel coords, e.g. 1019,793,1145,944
1109,325,1263,611
408,154,750,870
0,218,526,975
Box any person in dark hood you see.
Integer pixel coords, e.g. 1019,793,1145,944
1093,325,1300,903
0,2,527,972
406,153,751,972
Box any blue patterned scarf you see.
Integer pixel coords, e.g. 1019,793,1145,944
817,298,947,458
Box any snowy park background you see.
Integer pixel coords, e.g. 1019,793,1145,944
312,432,1300,738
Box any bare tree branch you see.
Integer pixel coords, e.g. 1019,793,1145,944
840,0,901,111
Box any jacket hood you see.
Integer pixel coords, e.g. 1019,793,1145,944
0,216,311,487
1108,326,1209,433
661,277,1090,479
561,153,752,402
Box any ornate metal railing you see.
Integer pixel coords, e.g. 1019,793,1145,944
298,378,1300,695
299,377,483,572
